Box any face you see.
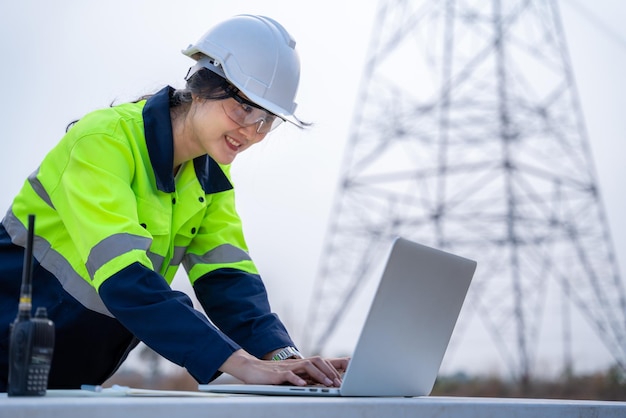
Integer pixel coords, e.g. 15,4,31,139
179,96,268,166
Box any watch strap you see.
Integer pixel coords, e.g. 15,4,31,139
271,346,303,361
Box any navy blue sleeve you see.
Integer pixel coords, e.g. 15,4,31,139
193,268,296,359
98,262,240,383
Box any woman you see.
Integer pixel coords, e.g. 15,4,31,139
0,14,347,391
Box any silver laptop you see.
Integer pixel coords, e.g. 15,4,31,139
199,237,476,397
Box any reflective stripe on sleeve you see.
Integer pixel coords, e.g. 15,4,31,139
86,233,152,278
170,246,186,267
183,243,252,271
27,168,55,209
42,241,114,317
3,210,113,317
148,251,164,273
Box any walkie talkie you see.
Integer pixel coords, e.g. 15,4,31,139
7,214,55,396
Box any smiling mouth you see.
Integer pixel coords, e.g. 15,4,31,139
226,135,242,150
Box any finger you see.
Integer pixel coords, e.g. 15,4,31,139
309,356,343,374
315,357,346,383
329,357,350,372
295,358,339,387
281,371,307,387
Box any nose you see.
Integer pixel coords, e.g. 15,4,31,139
238,123,266,142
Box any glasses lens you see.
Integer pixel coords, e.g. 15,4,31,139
256,115,284,134
223,96,284,134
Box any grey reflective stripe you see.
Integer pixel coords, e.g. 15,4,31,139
147,251,164,273
183,243,251,270
87,233,152,278
27,168,55,209
170,246,186,266
3,208,25,246
40,243,114,317
3,210,113,317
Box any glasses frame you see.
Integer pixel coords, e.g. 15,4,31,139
224,93,284,134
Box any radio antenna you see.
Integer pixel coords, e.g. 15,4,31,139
17,214,35,321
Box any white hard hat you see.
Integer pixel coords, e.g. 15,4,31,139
182,14,303,127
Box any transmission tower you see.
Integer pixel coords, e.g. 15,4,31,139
304,0,626,383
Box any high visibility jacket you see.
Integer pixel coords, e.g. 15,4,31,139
0,86,294,388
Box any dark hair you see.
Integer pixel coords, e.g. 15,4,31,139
171,68,236,105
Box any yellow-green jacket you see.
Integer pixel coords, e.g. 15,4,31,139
0,86,294,388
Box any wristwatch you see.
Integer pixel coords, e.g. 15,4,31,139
271,346,303,361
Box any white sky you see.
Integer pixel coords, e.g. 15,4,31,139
1,0,625,378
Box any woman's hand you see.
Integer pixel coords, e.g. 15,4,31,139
219,349,350,387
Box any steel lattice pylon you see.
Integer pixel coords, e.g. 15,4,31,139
303,0,626,382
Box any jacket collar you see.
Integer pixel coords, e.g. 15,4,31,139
142,86,233,194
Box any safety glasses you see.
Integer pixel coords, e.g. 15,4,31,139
222,94,284,134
